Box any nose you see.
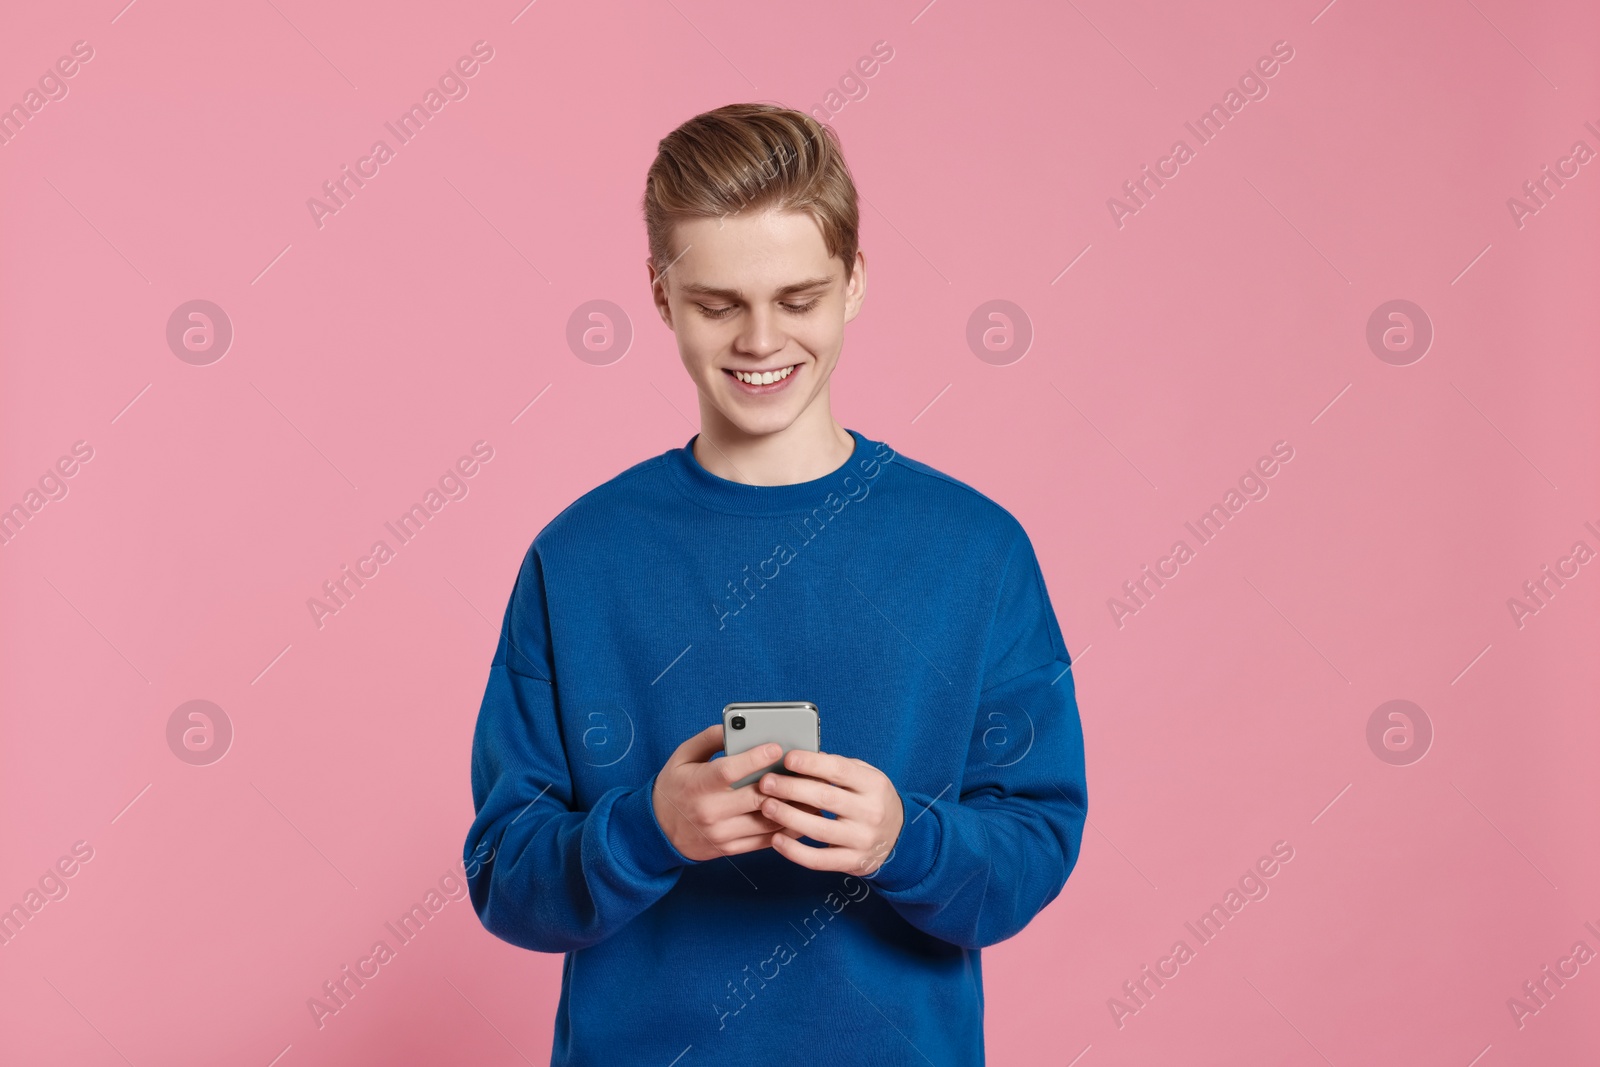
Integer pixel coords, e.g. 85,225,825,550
733,305,787,361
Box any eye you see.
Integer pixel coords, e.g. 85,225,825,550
697,298,820,319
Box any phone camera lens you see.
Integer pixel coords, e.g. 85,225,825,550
730,715,745,730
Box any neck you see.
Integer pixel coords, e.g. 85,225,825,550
693,392,854,486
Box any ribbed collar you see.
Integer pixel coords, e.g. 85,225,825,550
664,428,873,516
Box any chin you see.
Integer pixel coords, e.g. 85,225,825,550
719,406,800,439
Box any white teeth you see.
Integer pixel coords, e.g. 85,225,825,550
733,365,794,385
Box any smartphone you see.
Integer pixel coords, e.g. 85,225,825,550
722,701,820,789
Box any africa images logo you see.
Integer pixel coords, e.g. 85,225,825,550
1106,40,1296,229
711,441,897,631
305,41,495,229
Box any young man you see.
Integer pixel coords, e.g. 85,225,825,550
463,103,1088,1065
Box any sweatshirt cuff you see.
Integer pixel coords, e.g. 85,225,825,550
608,775,692,880
867,790,943,892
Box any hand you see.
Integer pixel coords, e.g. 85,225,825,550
757,749,905,876
652,724,821,863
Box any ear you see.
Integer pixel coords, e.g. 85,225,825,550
647,258,674,329
842,250,867,324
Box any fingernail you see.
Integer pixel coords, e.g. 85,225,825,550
765,744,781,758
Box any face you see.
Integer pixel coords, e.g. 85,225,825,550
648,207,865,440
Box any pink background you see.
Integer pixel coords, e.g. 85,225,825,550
3,0,1597,1063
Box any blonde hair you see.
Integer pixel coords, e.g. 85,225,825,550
642,103,860,285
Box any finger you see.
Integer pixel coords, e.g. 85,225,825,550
664,808,773,862
769,832,866,872
726,781,827,815
757,771,861,819
724,781,777,815
697,782,814,832
713,742,787,789
759,797,855,847
781,748,875,792
668,723,729,769
719,824,806,855
655,786,780,849
717,831,795,857
714,810,799,840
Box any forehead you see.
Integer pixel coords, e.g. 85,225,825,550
667,208,840,295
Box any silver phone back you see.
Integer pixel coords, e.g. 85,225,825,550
722,702,820,789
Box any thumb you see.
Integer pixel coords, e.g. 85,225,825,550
667,722,727,769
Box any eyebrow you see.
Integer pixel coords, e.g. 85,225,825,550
678,276,834,301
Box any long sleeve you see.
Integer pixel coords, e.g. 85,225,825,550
463,544,693,954
864,527,1089,951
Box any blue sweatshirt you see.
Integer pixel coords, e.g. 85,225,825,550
463,428,1088,1066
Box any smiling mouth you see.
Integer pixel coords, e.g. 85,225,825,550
727,364,797,386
